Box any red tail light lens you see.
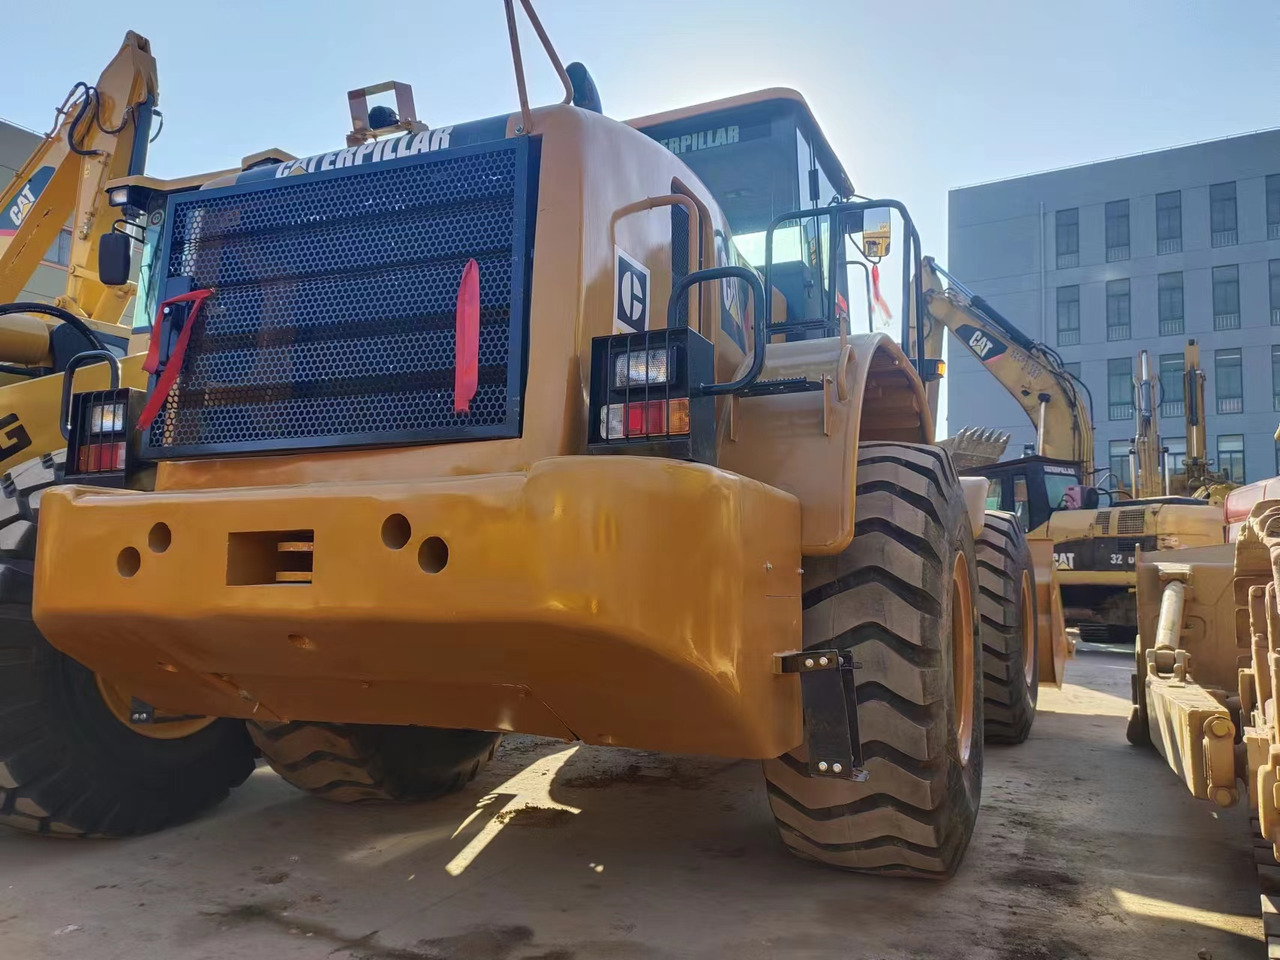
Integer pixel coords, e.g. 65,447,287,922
600,399,690,439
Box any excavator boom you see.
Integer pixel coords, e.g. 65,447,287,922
0,32,158,325
916,256,1094,479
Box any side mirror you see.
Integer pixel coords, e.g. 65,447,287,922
1081,486,1100,510
98,232,132,286
862,208,892,258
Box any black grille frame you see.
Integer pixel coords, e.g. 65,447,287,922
141,136,537,460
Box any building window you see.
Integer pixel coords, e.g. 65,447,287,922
1158,272,1184,336
1109,440,1133,493
43,228,72,267
1108,356,1133,420
1156,190,1182,254
1056,285,1080,346
1105,199,1130,261
1273,344,1280,412
1271,260,1280,326
1159,352,1185,417
1063,361,1081,379
1212,265,1240,330
1164,437,1186,488
1268,174,1280,240
1210,181,1237,246
1217,434,1245,484
1055,208,1079,268
1106,279,1130,340
1215,347,1243,414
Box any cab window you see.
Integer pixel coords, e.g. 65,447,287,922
984,476,1004,511
638,99,847,327
1013,474,1030,530
1044,472,1079,511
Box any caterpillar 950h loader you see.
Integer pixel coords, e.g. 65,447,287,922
0,33,308,837
25,1,1055,874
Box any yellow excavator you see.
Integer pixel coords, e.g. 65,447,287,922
919,259,1225,643
0,33,292,838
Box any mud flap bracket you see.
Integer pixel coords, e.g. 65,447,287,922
776,649,868,781
128,696,204,726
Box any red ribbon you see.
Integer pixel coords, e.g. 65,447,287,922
137,288,214,430
454,259,480,414
870,264,893,320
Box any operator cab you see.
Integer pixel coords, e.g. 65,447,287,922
964,456,1084,533
630,91,866,336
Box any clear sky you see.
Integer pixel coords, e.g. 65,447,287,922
4,0,1278,428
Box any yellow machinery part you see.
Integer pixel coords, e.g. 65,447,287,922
35,456,805,760
1026,531,1068,687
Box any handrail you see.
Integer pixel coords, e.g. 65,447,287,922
503,0,574,136
666,265,766,396
60,349,121,439
846,259,873,333
762,199,925,375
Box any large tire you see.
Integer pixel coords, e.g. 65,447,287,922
0,452,255,837
249,720,500,803
763,442,983,878
977,512,1039,744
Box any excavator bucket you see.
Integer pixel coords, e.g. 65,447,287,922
939,426,1011,471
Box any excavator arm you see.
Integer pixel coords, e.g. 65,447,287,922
915,256,1094,480
0,31,158,325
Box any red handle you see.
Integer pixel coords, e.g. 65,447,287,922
137,288,214,430
454,259,480,415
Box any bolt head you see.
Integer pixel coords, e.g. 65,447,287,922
818,656,830,667
803,657,814,668
1208,716,1232,738
832,763,843,774
817,761,829,772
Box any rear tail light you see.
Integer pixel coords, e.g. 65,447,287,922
600,398,690,439
588,328,713,463
65,388,150,487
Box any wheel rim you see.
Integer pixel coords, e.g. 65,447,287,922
1019,570,1036,687
95,675,217,740
951,553,976,766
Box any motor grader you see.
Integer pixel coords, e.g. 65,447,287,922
1126,453,1280,945
0,32,302,837
20,1,1058,876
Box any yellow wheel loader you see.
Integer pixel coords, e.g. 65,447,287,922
29,1,1058,873
0,33,297,837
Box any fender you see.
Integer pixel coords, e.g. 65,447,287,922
718,332,930,555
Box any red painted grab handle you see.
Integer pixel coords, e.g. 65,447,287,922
137,288,214,430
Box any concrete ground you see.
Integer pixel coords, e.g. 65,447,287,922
0,647,1265,960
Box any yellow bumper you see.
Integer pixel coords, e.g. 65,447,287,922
34,457,804,759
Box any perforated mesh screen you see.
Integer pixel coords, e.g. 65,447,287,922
143,139,533,458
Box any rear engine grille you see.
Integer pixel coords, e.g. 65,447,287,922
143,138,535,458
1117,508,1146,535
1095,510,1111,534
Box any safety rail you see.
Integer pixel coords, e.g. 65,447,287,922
761,199,928,380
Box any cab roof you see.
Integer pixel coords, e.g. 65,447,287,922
626,88,854,198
